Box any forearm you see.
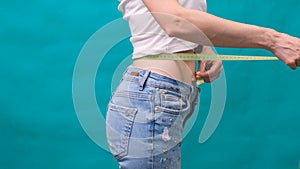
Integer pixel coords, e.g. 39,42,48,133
177,9,276,49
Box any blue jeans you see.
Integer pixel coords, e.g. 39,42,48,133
106,66,199,169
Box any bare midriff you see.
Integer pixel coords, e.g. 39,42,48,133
132,50,196,85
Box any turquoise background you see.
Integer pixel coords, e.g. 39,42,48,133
1,0,299,169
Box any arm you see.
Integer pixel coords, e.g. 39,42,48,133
142,0,300,69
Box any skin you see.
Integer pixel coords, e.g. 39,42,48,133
142,0,300,82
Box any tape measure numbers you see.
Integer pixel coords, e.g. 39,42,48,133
141,54,279,85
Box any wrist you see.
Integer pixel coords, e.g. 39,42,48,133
259,28,280,51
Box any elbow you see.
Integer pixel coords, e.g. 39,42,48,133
151,7,186,37
164,27,177,37
165,10,186,37
162,17,185,38
161,8,194,37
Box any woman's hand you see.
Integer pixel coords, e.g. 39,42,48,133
268,31,300,70
195,46,223,83
196,60,223,83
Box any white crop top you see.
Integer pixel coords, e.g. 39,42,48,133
118,0,207,59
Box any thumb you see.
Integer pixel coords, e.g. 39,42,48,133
196,61,206,78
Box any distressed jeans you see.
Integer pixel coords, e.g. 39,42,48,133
106,66,199,169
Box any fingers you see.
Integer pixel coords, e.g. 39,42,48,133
196,60,223,83
287,60,297,70
272,33,300,70
282,54,300,70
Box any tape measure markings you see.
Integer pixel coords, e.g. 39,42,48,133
142,54,278,61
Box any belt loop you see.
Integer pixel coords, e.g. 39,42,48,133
139,70,150,91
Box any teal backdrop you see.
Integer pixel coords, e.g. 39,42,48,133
1,0,299,169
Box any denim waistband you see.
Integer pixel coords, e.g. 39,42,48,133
122,66,199,95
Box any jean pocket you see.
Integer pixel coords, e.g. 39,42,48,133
161,90,188,111
154,106,184,144
106,103,138,160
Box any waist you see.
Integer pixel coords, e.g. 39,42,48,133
132,50,196,85
123,66,198,94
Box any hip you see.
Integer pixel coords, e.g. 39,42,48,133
106,66,200,161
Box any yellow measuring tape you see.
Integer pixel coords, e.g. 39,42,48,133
142,54,279,85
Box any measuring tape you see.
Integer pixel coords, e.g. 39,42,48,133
141,53,279,85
